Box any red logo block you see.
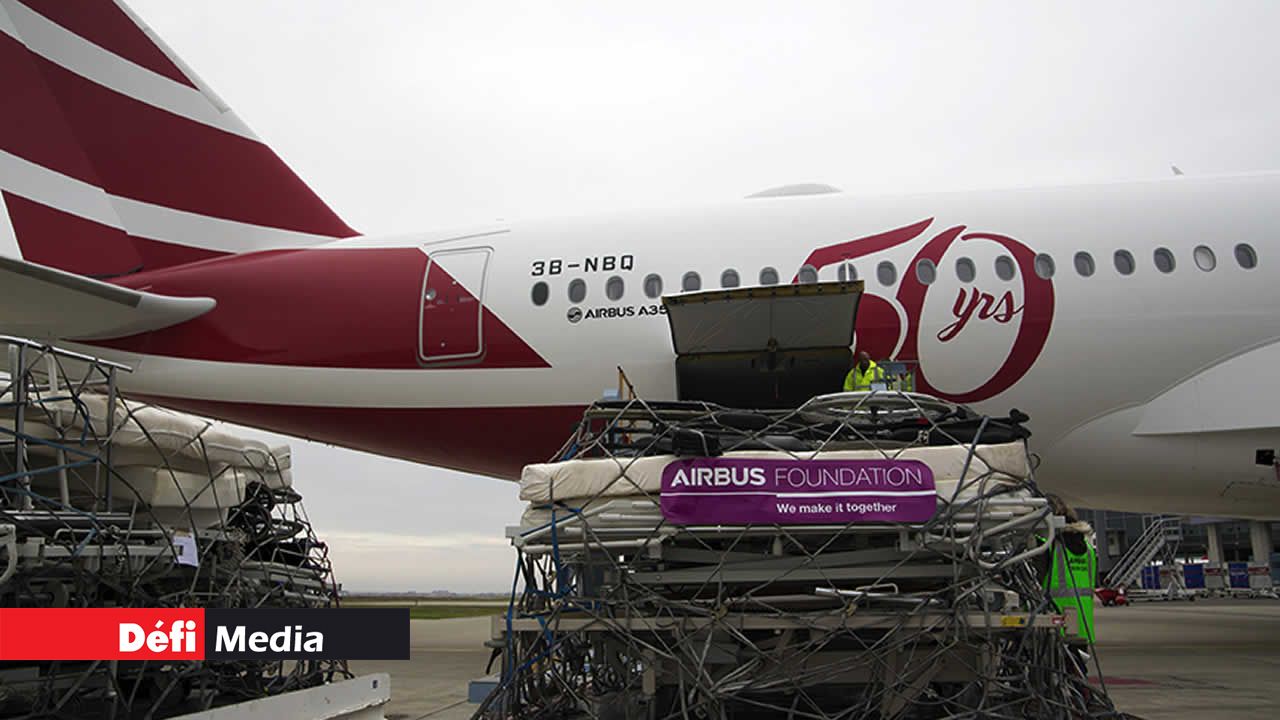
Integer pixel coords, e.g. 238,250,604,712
0,608,206,660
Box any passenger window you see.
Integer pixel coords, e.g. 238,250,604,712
1193,245,1216,272
568,278,587,303
1235,243,1258,269
1074,251,1095,277
877,261,897,286
955,257,976,283
643,273,663,298
915,259,936,285
994,255,1016,281
759,267,779,285
605,275,625,301
838,262,857,282
1033,253,1055,279
797,264,818,284
682,271,702,292
1153,247,1176,273
720,269,740,288
531,281,549,306
1114,249,1135,276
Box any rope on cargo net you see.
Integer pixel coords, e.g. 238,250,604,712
477,390,1128,720
0,338,348,718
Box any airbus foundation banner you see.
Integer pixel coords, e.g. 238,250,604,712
660,458,937,525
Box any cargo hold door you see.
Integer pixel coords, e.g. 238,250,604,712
663,281,863,408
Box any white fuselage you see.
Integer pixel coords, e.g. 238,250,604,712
81,172,1280,518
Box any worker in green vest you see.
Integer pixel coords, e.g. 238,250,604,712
843,351,884,392
1042,496,1098,644
894,362,916,392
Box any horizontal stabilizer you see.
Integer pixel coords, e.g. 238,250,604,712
0,255,214,340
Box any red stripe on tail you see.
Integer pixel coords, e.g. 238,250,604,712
4,192,227,276
0,31,102,187
19,0,196,87
29,52,357,237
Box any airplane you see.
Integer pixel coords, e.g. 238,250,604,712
1,0,1278,518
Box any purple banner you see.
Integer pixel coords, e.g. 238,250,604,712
660,458,936,525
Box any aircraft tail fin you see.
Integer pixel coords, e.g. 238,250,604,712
0,0,357,278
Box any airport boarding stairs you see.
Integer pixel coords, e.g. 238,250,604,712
1104,514,1185,593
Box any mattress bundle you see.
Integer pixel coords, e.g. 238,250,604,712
517,442,1033,531
3,393,290,530
522,442,1028,502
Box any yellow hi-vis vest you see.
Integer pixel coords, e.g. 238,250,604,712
843,361,884,391
897,369,915,392
1044,538,1097,643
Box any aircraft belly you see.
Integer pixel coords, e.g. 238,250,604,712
1135,338,1280,436
1041,405,1280,519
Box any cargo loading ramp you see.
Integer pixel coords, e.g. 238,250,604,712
663,281,862,408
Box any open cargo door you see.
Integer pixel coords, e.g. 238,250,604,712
663,281,863,408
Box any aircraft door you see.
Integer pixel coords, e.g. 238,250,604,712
419,247,491,364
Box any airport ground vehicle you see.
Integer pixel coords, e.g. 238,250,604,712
1096,587,1128,607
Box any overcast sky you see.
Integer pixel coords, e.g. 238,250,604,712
125,1,1280,592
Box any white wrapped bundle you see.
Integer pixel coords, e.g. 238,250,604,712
5,394,291,478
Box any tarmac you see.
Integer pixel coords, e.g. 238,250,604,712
351,597,1280,720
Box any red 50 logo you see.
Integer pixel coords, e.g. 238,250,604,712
798,219,1055,403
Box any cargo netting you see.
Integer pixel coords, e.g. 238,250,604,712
0,337,347,718
477,390,1126,719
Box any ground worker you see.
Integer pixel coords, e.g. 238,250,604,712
843,351,884,392
1041,495,1098,645
893,362,915,392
